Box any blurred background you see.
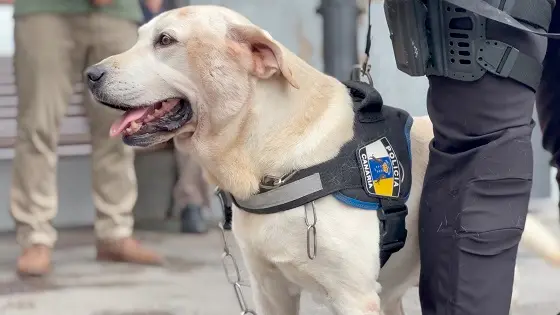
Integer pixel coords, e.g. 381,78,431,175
0,1,558,315
0,0,557,233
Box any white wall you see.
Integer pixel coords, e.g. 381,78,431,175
0,5,14,56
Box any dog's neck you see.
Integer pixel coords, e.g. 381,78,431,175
199,51,355,199
250,55,355,173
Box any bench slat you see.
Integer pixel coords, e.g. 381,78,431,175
0,104,86,119
0,94,84,107
0,85,15,95
0,77,14,85
0,116,90,149
0,81,83,94
0,134,91,149
0,57,164,156
0,85,84,96
0,144,92,160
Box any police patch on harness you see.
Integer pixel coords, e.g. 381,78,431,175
357,137,402,198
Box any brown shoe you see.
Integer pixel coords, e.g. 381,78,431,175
17,244,52,277
96,237,163,265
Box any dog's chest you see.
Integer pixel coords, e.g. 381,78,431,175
230,81,414,268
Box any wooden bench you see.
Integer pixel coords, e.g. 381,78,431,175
0,56,172,159
0,56,92,159
0,55,180,229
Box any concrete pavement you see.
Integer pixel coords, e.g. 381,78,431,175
0,208,558,315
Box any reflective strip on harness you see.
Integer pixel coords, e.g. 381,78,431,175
234,173,323,210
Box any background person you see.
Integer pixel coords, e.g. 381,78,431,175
10,0,164,277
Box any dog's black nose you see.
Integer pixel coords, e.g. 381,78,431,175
86,65,106,83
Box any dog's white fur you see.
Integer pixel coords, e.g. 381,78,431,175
89,6,560,314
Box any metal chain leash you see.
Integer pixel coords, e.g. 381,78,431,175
216,189,318,314
216,189,257,315
351,0,374,86
218,222,256,315
304,201,318,260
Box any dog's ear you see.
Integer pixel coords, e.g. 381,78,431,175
228,24,300,89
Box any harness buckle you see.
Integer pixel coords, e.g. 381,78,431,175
215,188,233,230
350,64,374,86
260,171,297,190
378,201,408,266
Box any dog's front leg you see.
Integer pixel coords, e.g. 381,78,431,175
300,232,383,315
242,252,301,315
381,298,406,315
326,285,382,315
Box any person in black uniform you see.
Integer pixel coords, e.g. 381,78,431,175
537,6,560,221
385,1,559,314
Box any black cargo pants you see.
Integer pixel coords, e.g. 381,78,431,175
418,9,555,315
537,6,560,211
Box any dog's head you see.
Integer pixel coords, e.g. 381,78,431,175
86,5,299,147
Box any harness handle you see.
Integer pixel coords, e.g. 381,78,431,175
344,80,384,123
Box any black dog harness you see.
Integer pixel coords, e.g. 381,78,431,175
225,81,413,267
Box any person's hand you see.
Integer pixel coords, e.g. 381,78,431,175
145,0,164,14
91,0,113,6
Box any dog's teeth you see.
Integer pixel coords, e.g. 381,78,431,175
154,109,162,116
126,127,132,134
146,114,154,121
130,121,142,132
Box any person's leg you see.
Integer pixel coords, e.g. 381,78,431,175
10,14,81,276
140,1,155,23
172,148,209,233
83,12,161,265
418,23,548,315
536,5,560,216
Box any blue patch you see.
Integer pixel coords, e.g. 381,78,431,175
357,137,402,198
369,156,393,181
336,116,414,211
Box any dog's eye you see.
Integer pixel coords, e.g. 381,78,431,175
157,33,176,47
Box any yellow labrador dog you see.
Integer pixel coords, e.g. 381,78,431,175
86,5,560,314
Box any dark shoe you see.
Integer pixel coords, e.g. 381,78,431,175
180,204,209,234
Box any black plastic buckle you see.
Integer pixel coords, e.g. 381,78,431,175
215,188,233,230
477,40,520,78
378,200,408,266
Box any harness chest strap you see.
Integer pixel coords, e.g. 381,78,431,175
229,81,413,267
231,173,409,267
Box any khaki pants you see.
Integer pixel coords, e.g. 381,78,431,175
172,149,211,215
10,13,139,248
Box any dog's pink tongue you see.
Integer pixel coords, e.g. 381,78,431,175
110,107,150,137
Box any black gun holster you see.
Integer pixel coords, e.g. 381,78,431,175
383,0,556,91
